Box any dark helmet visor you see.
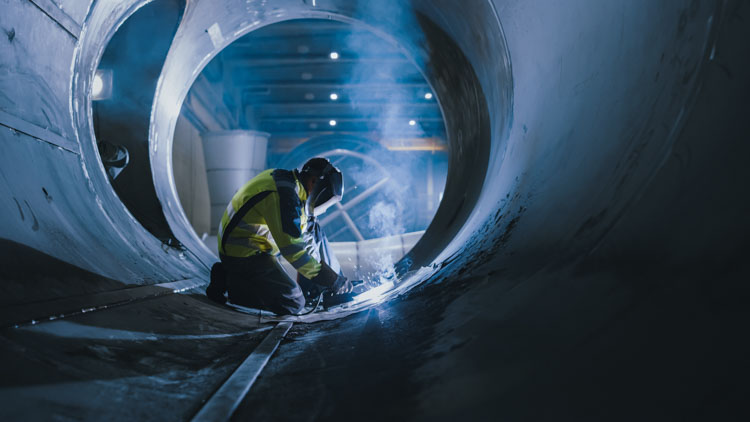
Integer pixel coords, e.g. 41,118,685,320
306,162,343,216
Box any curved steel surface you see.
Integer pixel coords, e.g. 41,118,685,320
149,0,503,273
1,0,713,286
1,0,749,419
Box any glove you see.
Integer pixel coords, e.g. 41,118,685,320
332,275,353,295
310,262,340,287
309,262,352,295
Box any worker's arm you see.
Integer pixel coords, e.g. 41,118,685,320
259,190,349,292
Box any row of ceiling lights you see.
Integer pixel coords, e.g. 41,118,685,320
322,118,418,128
289,50,433,130
324,92,432,101
305,50,434,100
301,91,432,101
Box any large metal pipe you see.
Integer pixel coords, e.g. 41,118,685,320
0,0,724,319
0,0,716,287
1,0,748,418
0,0,726,321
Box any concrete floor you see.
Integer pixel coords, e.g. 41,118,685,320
0,241,273,420
2,242,748,420
0,290,271,421
233,260,750,421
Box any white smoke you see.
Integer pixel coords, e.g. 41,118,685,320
361,201,405,286
367,201,404,237
335,4,431,285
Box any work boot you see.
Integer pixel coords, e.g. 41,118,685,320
206,262,228,304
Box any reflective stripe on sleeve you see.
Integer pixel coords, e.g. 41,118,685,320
296,258,321,280
290,253,312,269
279,243,304,256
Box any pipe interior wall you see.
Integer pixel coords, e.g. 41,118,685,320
149,0,502,269
0,0,748,418
0,0,209,285
234,4,750,418
93,0,184,242
431,0,722,278
0,0,725,290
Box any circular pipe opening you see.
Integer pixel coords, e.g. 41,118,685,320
151,0,511,296
172,17,451,282
71,0,216,281
91,0,185,242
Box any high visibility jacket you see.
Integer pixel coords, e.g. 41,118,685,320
217,168,322,280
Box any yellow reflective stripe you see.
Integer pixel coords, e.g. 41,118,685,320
217,201,237,241
236,221,269,236
279,243,304,255
290,253,312,269
223,232,274,255
217,198,236,245
226,201,236,220
224,236,261,249
296,258,321,280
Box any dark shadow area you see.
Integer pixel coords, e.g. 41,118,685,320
0,293,269,420
236,255,750,421
0,238,126,309
232,288,458,422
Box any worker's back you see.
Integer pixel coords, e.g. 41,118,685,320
206,158,349,312
217,169,314,278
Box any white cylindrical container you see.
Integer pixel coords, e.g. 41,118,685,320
201,130,269,234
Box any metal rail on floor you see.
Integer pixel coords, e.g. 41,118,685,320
191,321,293,422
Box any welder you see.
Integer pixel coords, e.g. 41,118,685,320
205,157,353,315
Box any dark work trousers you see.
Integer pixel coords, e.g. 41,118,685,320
221,253,306,315
220,219,341,315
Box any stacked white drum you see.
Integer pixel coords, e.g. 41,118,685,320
201,130,269,235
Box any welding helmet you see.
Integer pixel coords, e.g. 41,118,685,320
300,157,344,217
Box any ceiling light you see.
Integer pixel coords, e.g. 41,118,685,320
329,120,337,126
409,120,416,126
424,92,433,100
301,72,313,80
304,93,315,100
329,93,338,101
329,51,339,60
